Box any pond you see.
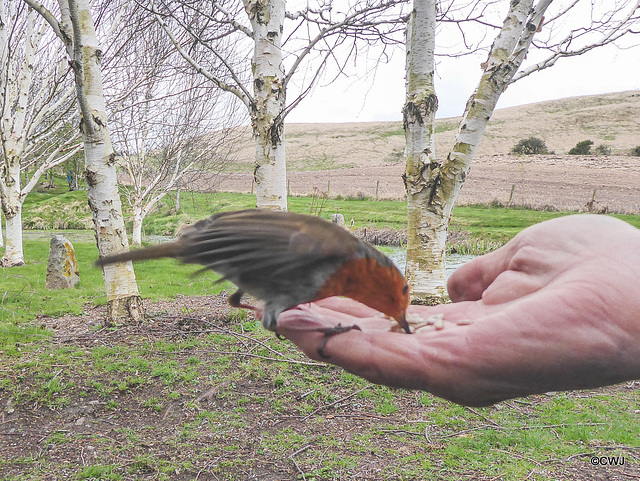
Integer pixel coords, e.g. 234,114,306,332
386,248,477,279
24,231,478,278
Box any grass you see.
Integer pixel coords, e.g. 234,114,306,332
2,314,638,479
3,186,640,478
0,238,230,325
6,187,640,326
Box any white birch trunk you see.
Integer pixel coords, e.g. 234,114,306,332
403,0,442,298
60,0,142,322
0,157,26,266
2,206,23,267
131,206,144,247
405,0,549,299
1,3,81,266
0,6,35,267
244,0,287,210
131,194,162,246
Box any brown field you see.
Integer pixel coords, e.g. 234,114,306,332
210,90,640,213
216,154,640,214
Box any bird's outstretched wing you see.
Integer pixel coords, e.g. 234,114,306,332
98,209,375,301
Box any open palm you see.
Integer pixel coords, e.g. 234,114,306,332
275,215,640,406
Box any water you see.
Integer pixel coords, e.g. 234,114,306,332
23,230,172,244
386,248,477,278
23,231,477,277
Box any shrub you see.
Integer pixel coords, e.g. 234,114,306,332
568,140,593,155
511,136,549,155
595,144,612,155
632,146,640,157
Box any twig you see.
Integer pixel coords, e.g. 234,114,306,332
379,429,425,436
465,406,502,427
290,457,305,480
302,385,370,421
187,349,324,366
495,448,542,466
435,422,609,440
615,471,640,479
290,444,314,457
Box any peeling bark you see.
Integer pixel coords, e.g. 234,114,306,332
245,0,287,210
404,0,550,298
59,0,142,323
403,0,445,298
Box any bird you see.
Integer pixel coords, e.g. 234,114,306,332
97,209,411,338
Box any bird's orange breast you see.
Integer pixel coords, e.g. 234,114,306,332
314,256,408,321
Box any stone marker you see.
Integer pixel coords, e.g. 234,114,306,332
46,235,80,289
331,213,345,227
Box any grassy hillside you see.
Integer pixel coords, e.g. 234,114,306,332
228,90,640,169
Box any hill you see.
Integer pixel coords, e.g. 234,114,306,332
230,90,640,169
216,91,640,213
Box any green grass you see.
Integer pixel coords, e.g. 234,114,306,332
0,238,230,326
2,293,639,479
6,189,640,329
3,177,640,479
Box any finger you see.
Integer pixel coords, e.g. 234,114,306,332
447,242,517,302
314,297,384,318
279,302,399,334
282,313,488,404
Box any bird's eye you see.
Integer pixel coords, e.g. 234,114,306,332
402,285,409,295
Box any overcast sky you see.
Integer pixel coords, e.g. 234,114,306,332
286,16,640,123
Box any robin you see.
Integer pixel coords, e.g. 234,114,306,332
97,209,411,350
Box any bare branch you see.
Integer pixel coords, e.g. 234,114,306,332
147,0,252,107
22,0,66,43
511,0,640,84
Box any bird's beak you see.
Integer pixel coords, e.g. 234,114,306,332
398,310,411,334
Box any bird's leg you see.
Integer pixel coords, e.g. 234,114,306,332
228,289,256,311
314,323,362,359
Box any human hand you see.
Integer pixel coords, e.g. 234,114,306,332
275,215,640,406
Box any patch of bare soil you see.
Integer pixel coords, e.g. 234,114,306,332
2,296,639,480
213,154,640,214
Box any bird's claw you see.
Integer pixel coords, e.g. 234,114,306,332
315,323,362,359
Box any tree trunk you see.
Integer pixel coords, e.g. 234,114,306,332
61,0,142,323
245,0,287,211
403,0,444,299
1,205,24,267
132,208,143,247
0,5,33,267
0,154,25,267
404,0,548,299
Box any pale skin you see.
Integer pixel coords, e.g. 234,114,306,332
273,215,640,406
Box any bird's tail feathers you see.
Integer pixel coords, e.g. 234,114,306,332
96,241,181,267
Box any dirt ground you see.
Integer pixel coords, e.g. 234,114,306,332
3,296,640,480
212,154,640,214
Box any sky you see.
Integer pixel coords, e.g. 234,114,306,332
286,7,640,124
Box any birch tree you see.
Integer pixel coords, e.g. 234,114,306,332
0,1,80,266
111,70,239,245
404,0,640,299
150,0,408,210
27,0,143,322
100,6,241,246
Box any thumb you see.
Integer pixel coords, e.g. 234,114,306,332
447,242,517,302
